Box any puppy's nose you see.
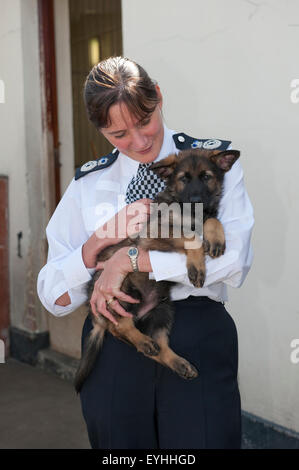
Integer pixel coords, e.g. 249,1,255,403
190,196,202,203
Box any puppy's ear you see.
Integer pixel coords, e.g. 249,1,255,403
149,153,179,179
209,150,240,172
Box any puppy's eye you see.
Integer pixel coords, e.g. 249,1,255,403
202,173,212,181
179,172,191,184
180,176,188,184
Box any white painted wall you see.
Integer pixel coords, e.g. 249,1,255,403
122,0,299,432
0,0,47,332
54,0,75,194
0,0,30,329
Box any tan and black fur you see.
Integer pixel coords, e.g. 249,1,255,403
74,148,240,392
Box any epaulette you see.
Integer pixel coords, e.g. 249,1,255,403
75,149,119,180
173,133,231,151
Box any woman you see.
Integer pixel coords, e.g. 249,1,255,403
37,56,254,449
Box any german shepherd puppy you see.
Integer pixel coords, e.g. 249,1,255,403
74,148,240,392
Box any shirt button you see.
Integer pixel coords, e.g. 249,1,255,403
178,135,185,143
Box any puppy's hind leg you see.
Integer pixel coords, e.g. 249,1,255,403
108,316,161,357
151,329,199,380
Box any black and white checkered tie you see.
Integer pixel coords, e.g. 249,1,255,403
125,163,166,204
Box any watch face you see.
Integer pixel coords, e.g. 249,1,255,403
128,247,138,257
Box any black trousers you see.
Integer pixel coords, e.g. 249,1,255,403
79,296,241,449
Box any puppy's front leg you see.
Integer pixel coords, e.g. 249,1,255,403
203,218,226,258
183,232,206,288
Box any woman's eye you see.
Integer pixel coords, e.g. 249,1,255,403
202,174,212,181
114,133,126,139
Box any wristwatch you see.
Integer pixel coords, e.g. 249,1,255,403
127,246,139,272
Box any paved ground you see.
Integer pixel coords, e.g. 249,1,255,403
1,358,298,450
0,359,90,449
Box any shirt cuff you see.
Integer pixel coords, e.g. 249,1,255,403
60,244,93,290
148,250,187,282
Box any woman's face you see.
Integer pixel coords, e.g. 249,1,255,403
101,89,164,164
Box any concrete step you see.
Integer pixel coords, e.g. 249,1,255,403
37,348,79,383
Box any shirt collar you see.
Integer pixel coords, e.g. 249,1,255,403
154,124,176,163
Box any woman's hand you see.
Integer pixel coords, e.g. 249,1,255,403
101,198,153,241
90,246,139,325
82,198,152,269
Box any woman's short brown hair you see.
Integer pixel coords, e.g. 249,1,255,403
84,56,160,129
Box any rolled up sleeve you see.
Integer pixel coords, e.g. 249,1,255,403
37,179,94,317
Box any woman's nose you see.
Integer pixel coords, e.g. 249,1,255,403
131,130,149,151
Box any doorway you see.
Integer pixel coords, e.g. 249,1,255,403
69,0,123,169
47,0,123,360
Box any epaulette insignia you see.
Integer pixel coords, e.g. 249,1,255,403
173,133,231,151
75,149,119,180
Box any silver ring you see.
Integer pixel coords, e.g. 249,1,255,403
106,297,115,307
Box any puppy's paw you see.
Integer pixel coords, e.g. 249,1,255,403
172,358,199,380
188,264,205,288
204,239,226,258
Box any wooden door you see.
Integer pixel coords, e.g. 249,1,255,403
69,0,123,168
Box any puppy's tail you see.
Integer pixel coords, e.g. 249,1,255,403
74,323,105,394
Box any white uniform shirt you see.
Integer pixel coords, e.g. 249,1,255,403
37,125,254,317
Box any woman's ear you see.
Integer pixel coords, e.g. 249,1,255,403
155,84,163,109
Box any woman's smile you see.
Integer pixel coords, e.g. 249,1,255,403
137,144,153,155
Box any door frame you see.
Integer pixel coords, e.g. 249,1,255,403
38,0,61,211
0,176,10,358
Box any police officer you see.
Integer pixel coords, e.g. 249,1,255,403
37,56,254,449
